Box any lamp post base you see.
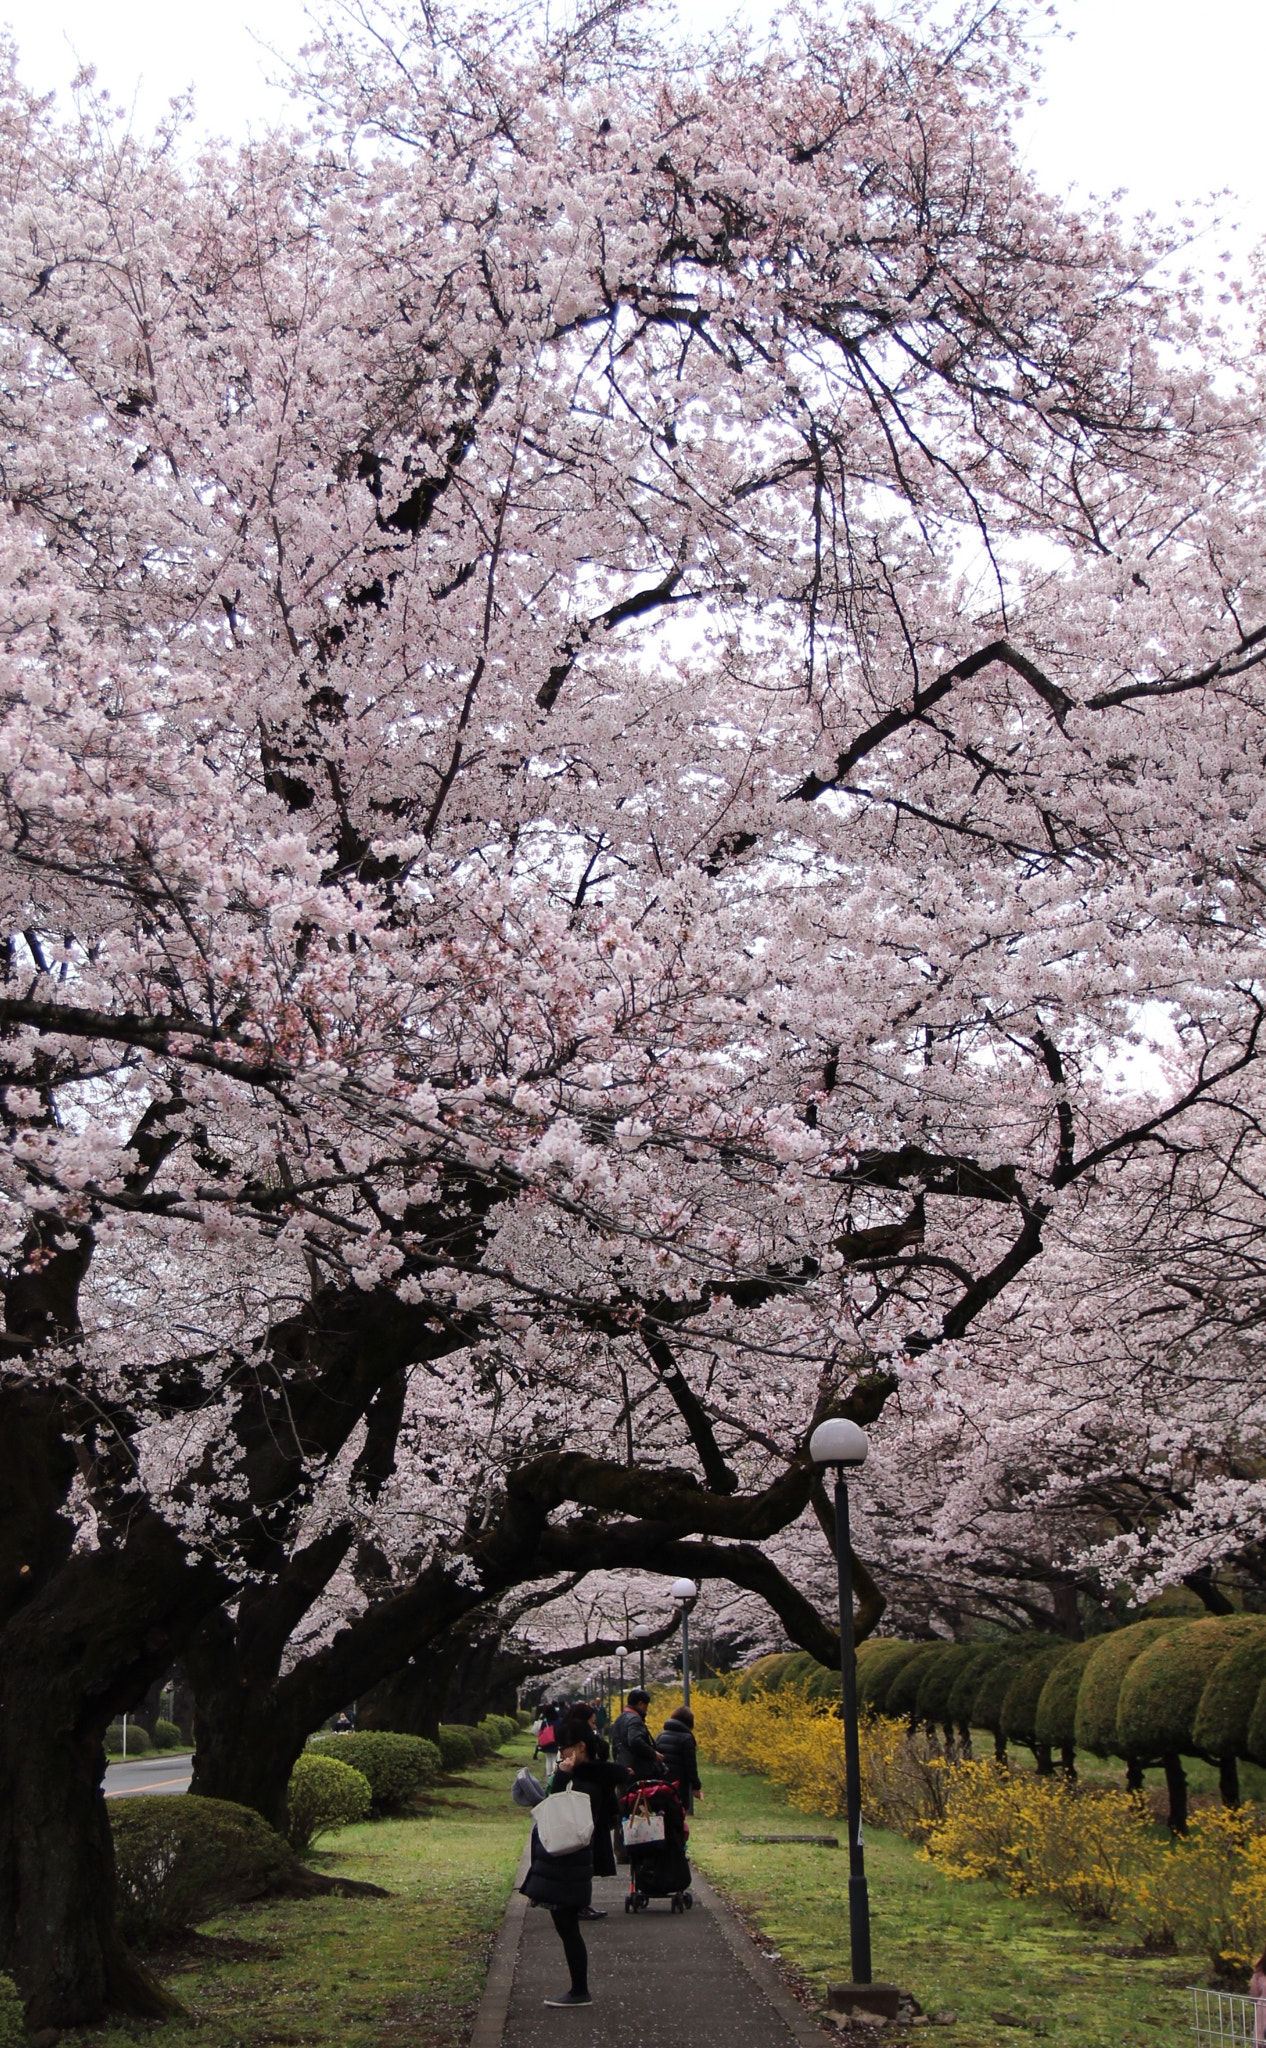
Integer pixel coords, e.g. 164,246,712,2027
826,1983,902,2022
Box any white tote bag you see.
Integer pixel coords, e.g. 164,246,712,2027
534,1788,595,1857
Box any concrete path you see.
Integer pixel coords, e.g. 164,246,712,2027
104,1753,193,1799
475,1865,830,2048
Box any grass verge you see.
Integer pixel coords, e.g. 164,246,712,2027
81,1741,533,2048
689,1761,1205,2048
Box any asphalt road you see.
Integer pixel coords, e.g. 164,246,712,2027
104,1752,194,1799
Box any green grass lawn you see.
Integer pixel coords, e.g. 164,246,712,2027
82,1741,533,2048
688,1762,1209,2048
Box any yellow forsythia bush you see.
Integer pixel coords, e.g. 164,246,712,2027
924,1759,1266,1965
689,1680,1266,1966
687,1684,949,1838
923,1760,1152,1921
1132,1806,1266,1972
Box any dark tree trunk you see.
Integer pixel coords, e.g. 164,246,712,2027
1033,1742,1054,1776
1219,1755,1241,1808
1163,1753,1188,1834
1060,1744,1077,1780
1051,1584,1083,1641
188,1560,483,1825
0,1516,222,2026
957,1723,972,1758
128,1675,169,1743
1126,1757,1145,1793
993,1730,1007,1764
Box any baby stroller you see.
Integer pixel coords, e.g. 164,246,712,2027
620,1780,693,1914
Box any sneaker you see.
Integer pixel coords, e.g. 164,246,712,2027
543,1990,593,2007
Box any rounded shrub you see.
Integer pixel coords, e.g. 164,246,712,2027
478,1715,514,1750
1118,1615,1266,1761
448,1720,492,1759
885,1643,947,1721
1193,1628,1266,1760
1034,1640,1099,1752
856,1641,920,1713
945,1646,1000,1729
1243,1673,1266,1766
0,1972,23,2048
514,1709,533,1729
307,1731,440,1810
435,1725,476,1771
286,1753,372,1851
105,1722,153,1756
153,1719,183,1750
1075,1620,1191,1757
915,1645,977,1729
1000,1643,1068,1751
110,1794,295,1944
735,1653,799,1701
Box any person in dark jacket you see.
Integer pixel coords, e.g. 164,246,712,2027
609,1690,665,1778
520,1716,632,2006
571,1700,610,1762
656,1705,702,1813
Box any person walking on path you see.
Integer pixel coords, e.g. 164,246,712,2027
610,1688,664,1778
520,1716,632,2007
656,1704,702,1814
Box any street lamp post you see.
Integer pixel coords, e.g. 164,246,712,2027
809,1417,873,1990
632,1624,651,1689
670,1578,697,1706
616,1646,627,1712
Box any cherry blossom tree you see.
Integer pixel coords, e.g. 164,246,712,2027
3,0,1266,2022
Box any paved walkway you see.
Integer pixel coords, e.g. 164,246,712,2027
474,1865,830,2048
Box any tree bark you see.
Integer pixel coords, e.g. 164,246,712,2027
1219,1754,1241,1808
1163,1753,1188,1834
0,1522,221,2025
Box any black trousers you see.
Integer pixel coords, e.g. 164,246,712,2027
550,1906,589,1994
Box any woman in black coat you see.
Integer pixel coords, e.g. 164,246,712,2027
520,1718,632,2007
655,1706,702,1814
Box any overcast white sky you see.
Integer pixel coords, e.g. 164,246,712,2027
7,1,1266,270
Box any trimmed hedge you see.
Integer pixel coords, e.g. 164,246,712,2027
735,1653,799,1701
154,1719,183,1750
0,1973,22,2048
1074,1620,1190,1757
435,1725,475,1771
111,1795,296,1944
444,1721,492,1759
1244,1674,1266,1766
857,1641,924,1713
287,1754,372,1851
478,1714,516,1750
1193,1630,1266,1760
915,1645,977,1727
1034,1640,1098,1752
885,1643,946,1721
999,1643,1068,1750
514,1709,533,1729
1117,1615,1266,1761
946,1647,1000,1728
105,1722,152,1756
307,1731,440,1810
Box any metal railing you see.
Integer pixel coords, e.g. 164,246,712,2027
1192,1988,1264,2045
